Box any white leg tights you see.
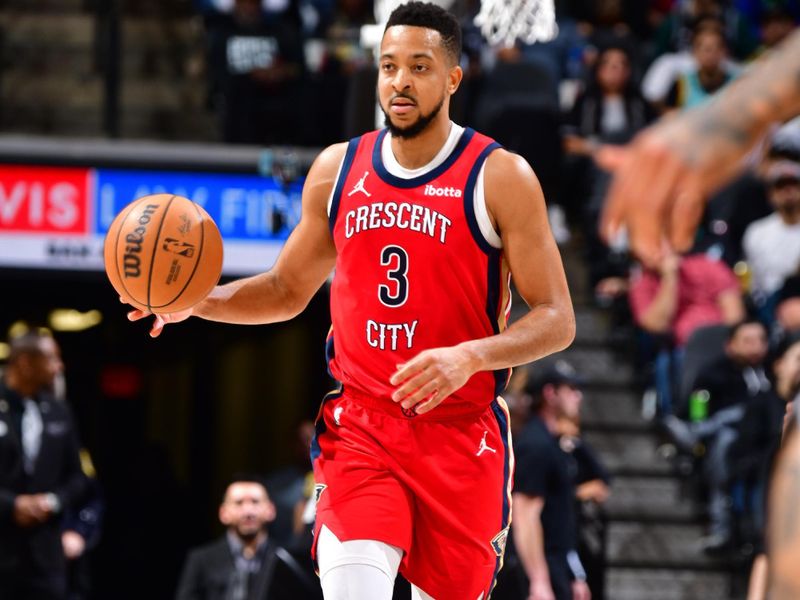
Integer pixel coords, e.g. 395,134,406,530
317,525,403,600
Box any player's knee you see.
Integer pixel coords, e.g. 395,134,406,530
320,562,395,600
317,526,401,599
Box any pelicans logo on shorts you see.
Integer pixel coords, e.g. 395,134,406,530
314,484,327,504
491,527,509,557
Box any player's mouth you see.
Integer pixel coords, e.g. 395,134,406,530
390,97,417,115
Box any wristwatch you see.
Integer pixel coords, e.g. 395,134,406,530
44,493,62,514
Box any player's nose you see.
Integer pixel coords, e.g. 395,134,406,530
391,67,412,91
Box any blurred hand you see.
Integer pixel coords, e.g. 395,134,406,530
389,345,477,415
13,495,48,527
572,579,592,600
123,297,194,338
563,135,595,156
658,250,681,277
62,530,86,560
596,120,710,266
528,579,556,600
594,276,629,300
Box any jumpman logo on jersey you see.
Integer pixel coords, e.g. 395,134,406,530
348,171,372,197
476,431,496,456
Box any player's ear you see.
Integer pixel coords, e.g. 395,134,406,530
447,64,463,95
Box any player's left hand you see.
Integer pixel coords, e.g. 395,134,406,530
389,345,477,415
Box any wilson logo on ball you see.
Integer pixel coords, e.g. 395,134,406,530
122,203,160,278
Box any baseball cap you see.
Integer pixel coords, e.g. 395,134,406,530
765,159,800,186
525,360,585,396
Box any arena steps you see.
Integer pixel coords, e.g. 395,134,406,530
537,242,750,599
605,568,741,600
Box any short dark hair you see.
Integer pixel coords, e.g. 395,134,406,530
8,329,53,364
385,1,462,64
727,318,766,342
222,473,270,502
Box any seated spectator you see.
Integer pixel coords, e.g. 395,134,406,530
205,0,305,145
663,319,770,553
642,16,741,108
652,0,758,61
776,275,800,335
743,156,800,318
662,23,735,112
560,43,655,286
175,475,320,600
629,250,745,413
503,361,591,600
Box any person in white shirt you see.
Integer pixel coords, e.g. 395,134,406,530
742,158,800,307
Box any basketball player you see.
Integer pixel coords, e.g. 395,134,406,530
598,29,800,266
127,3,574,598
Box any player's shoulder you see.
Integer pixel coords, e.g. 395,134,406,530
310,142,349,176
483,147,538,183
481,147,543,209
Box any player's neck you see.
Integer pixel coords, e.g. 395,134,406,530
389,117,453,170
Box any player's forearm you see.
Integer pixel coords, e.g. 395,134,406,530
682,31,800,169
193,271,307,325
457,303,575,373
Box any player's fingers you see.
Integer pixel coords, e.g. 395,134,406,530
389,354,429,386
594,144,627,173
399,379,441,411
414,389,451,415
392,367,434,403
127,309,150,322
627,152,683,265
669,184,705,253
599,169,627,245
149,315,165,338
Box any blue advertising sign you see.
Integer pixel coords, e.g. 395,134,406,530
94,169,304,241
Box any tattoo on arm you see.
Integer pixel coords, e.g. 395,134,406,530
680,30,800,162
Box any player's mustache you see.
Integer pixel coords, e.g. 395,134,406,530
390,93,417,105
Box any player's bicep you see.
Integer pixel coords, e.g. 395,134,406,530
486,151,571,311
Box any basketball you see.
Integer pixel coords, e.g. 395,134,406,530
103,194,224,314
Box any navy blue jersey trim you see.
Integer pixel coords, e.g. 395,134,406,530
310,387,344,462
328,137,361,233
463,141,501,256
488,399,512,595
485,248,510,396
372,127,477,188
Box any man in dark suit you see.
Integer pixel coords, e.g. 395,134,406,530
175,475,321,600
0,330,89,599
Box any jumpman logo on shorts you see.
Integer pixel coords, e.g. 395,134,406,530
348,171,372,197
476,431,496,456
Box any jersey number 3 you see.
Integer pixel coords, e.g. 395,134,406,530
379,245,408,307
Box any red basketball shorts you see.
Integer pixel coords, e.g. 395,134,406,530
310,387,514,600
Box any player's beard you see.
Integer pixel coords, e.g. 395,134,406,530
382,93,445,140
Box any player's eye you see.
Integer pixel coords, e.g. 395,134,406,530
381,63,395,72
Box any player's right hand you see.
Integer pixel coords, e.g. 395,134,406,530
122,297,194,338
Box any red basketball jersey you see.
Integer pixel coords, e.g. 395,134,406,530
327,127,511,416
